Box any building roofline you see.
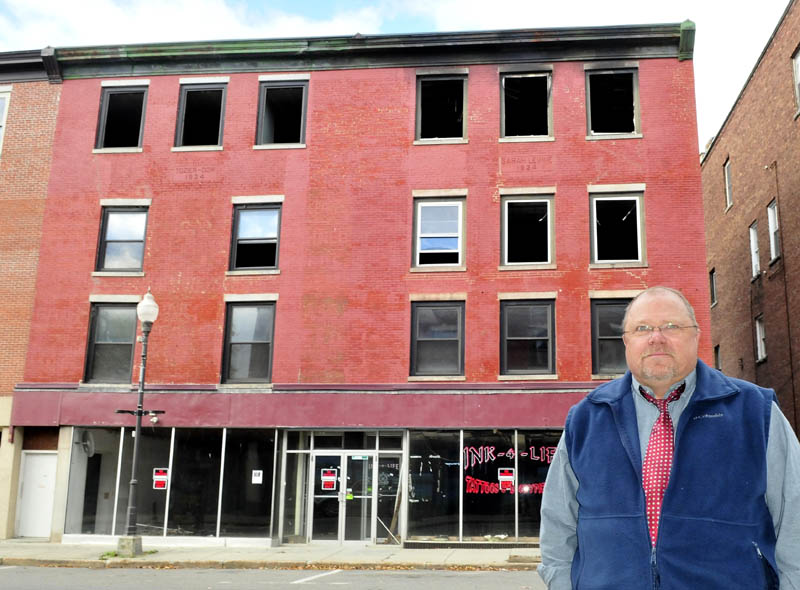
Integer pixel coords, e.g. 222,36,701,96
701,0,796,163
0,48,61,83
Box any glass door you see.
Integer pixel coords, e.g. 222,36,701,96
343,454,373,541
311,454,341,541
310,453,375,543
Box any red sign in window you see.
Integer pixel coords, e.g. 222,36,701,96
153,467,169,490
320,468,338,491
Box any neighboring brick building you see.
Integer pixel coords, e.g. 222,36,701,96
702,0,800,434
0,50,61,539
10,23,707,544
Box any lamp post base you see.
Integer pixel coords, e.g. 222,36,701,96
117,535,143,557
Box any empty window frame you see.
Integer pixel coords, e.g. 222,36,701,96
591,299,630,375
230,205,281,270
416,75,467,140
502,196,552,265
709,268,717,306
410,301,464,376
0,89,9,157
749,222,760,278
85,303,137,383
414,199,464,267
223,302,275,383
500,300,555,374
501,72,550,137
591,194,643,264
96,207,148,271
95,86,147,148
586,69,639,135
724,158,733,208
175,83,227,147
713,344,721,370
768,200,780,261
755,316,767,361
256,81,308,145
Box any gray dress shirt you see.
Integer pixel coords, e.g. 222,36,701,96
537,369,800,590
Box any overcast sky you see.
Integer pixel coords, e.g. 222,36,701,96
0,0,792,149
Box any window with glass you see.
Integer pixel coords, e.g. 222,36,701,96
724,158,733,208
408,431,460,539
501,72,550,138
175,83,226,147
749,222,760,278
714,344,721,370
586,69,639,136
414,199,464,267
591,194,643,264
410,301,464,376
257,81,308,145
591,299,630,375
223,302,275,383
85,303,137,383
230,205,281,270
95,86,147,149
502,197,551,265
755,316,767,361
416,75,467,140
96,207,148,271
500,300,555,374
709,268,717,306
0,90,9,157
767,200,780,261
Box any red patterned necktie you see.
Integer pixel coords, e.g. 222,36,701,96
640,383,685,546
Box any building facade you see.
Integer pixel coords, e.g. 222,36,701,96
0,50,61,539
10,23,708,545
701,0,800,434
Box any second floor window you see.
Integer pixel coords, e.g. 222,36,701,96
591,194,642,264
97,207,148,271
500,300,555,374
175,83,226,147
230,205,281,270
410,301,464,376
591,299,629,375
414,199,464,267
502,197,551,265
85,304,137,383
223,303,275,383
95,86,147,149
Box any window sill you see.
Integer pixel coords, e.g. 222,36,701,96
725,203,733,213
769,255,781,267
78,382,134,392
92,147,143,154
499,136,555,143
589,261,647,269
410,266,467,273
795,109,800,121
591,373,625,380
218,383,273,392
710,300,718,309
586,132,642,141
498,263,556,271
413,138,468,146
751,272,762,283
756,356,768,365
408,375,466,382
253,143,306,150
91,271,145,277
497,374,558,381
226,269,280,276
171,145,223,152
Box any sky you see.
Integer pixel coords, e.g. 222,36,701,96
0,0,792,149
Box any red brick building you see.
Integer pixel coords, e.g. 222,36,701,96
10,23,708,545
702,0,800,434
0,50,61,539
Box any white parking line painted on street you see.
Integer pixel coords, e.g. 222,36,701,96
291,569,343,584
0,566,17,570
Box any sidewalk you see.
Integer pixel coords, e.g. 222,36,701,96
0,538,541,571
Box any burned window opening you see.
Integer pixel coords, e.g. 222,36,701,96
97,89,146,148
594,198,639,262
506,201,549,264
258,84,305,144
503,75,548,137
419,78,464,139
589,72,636,134
178,86,225,146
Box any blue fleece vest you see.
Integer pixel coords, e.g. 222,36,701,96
565,360,778,590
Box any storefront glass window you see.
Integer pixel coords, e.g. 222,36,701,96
167,429,222,536
282,452,310,543
462,430,516,539
408,431,459,540
517,430,560,538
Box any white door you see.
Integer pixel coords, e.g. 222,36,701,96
16,451,57,537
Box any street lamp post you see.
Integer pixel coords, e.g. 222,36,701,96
116,290,159,557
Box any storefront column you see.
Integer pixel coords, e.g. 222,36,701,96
49,426,74,542
0,398,22,538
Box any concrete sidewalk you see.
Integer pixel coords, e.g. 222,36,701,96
0,539,541,571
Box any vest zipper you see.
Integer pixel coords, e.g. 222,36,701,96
651,545,659,589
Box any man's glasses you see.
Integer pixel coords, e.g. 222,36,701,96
624,322,698,338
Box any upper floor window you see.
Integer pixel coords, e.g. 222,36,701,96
230,204,281,270
723,158,733,208
0,88,9,157
256,80,308,145
709,268,717,306
591,299,629,376
175,80,227,147
586,68,640,137
501,72,550,138
793,52,800,110
95,85,147,149
223,302,275,383
500,300,555,375
502,195,552,265
755,316,767,362
416,74,467,141
410,301,464,376
96,207,148,271
413,198,465,268
713,344,721,370
767,200,780,261
85,303,137,383
749,222,760,278
590,193,644,265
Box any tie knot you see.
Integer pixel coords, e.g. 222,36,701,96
639,383,685,411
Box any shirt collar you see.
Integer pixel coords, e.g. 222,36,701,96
632,368,697,402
